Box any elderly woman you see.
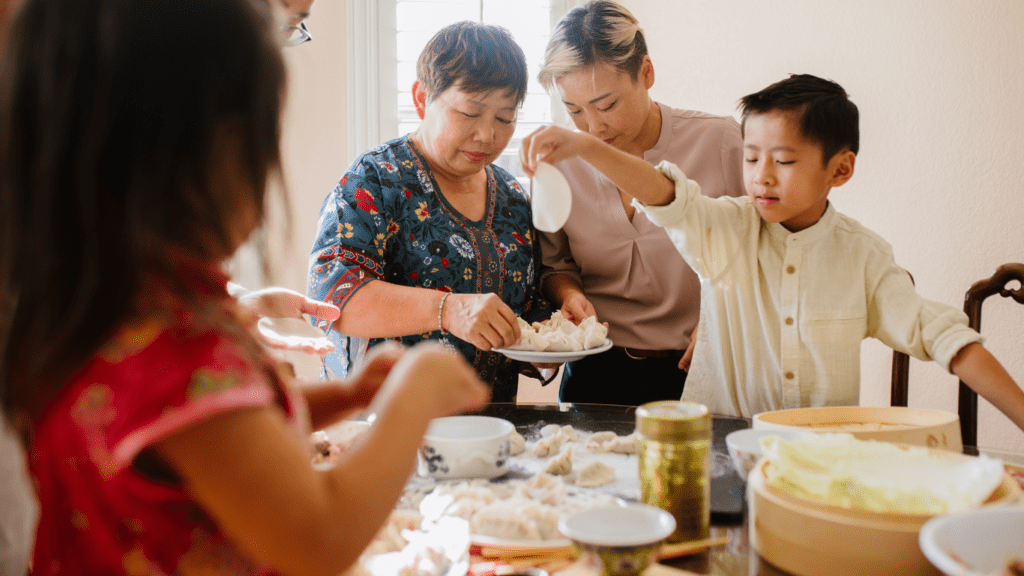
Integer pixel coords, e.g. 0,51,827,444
308,21,549,401
534,0,744,405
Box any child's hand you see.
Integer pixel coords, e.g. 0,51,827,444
519,125,602,177
339,342,406,407
238,286,341,325
371,341,490,419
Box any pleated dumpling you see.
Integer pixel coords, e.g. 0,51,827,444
577,316,609,349
545,446,573,476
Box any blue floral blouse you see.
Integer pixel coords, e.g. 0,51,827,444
308,135,551,400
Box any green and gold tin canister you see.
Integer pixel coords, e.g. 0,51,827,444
636,401,710,543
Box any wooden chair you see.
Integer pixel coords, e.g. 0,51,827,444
956,263,1024,449
890,272,914,408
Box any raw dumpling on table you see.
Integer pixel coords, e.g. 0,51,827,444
470,503,544,541
533,433,566,458
509,430,526,456
574,461,616,488
585,431,637,454
545,446,573,476
585,431,617,452
540,424,579,444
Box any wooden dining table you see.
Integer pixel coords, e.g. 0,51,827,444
471,402,794,576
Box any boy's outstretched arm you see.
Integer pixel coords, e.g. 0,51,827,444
950,342,1024,433
519,125,676,206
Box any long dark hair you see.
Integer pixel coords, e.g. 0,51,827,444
0,0,286,427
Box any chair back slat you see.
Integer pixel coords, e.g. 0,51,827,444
957,263,1024,449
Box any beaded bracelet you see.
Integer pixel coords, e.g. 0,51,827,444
437,292,450,335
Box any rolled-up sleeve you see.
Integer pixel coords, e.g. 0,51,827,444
307,159,387,318
867,251,982,373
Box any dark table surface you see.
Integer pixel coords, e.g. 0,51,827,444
471,402,795,575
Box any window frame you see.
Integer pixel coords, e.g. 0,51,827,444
346,0,572,160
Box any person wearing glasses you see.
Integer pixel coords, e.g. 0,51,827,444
277,0,315,46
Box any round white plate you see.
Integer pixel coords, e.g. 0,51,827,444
493,339,613,364
470,533,571,550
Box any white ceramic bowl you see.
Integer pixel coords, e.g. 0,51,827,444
724,428,813,478
753,406,963,452
418,416,514,480
559,504,676,576
919,504,1024,575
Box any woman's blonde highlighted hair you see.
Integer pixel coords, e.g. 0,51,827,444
538,0,647,92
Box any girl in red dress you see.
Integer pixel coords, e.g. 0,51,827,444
0,1,489,574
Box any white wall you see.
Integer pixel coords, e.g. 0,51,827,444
243,0,350,294
621,0,1024,451
267,0,1024,451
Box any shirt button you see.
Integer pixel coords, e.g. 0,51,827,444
785,371,794,380
785,317,794,325
786,265,795,274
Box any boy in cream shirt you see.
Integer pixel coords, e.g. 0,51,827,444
519,74,1024,430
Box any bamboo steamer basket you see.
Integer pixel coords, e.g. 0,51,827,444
753,406,962,452
748,451,1021,576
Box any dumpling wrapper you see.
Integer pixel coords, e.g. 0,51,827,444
531,162,572,232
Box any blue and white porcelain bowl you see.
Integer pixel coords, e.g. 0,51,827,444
418,416,514,480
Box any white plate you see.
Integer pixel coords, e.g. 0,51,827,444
493,339,613,364
470,533,572,549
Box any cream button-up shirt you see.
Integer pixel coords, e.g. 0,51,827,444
638,162,981,417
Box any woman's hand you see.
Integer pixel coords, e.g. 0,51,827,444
441,293,521,351
519,125,601,177
560,292,597,325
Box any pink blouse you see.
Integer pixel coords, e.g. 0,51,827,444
541,103,744,351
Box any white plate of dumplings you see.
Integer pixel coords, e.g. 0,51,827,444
530,161,572,233
494,339,612,364
494,312,612,363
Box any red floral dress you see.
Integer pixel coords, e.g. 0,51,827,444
29,269,308,575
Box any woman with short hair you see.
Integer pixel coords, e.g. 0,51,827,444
309,21,550,401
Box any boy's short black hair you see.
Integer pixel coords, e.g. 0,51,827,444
739,74,859,165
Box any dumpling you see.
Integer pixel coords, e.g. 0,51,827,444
542,330,583,352
578,316,609,349
545,446,573,476
585,431,618,452
609,432,638,454
574,461,616,488
471,503,543,541
540,423,561,438
556,425,579,443
509,430,526,456
520,505,563,540
533,433,566,457
515,473,566,506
